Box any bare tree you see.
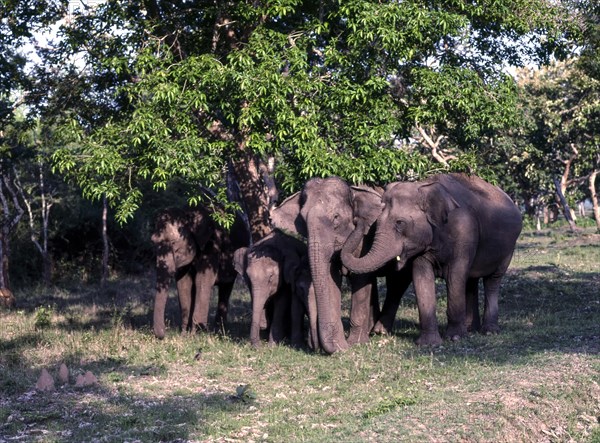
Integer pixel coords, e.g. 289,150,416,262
13,158,54,286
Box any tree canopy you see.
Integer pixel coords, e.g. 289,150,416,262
25,0,568,237
2,0,600,288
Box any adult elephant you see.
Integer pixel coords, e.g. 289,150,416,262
233,229,317,349
341,173,523,345
270,177,402,354
152,206,250,339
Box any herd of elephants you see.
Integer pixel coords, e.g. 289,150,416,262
151,173,523,354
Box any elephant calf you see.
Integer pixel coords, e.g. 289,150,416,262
234,229,317,349
152,206,250,338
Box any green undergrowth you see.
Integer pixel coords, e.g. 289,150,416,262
0,227,598,442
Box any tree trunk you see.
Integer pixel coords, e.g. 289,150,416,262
231,152,273,242
0,235,8,289
590,171,600,233
553,177,577,231
0,169,25,289
101,195,109,286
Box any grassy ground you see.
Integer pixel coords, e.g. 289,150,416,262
1,227,599,442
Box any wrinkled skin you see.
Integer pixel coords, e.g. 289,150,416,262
234,230,317,349
271,177,395,354
152,207,250,339
342,173,523,345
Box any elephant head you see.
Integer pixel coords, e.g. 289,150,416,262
270,177,383,353
341,180,460,275
152,208,214,339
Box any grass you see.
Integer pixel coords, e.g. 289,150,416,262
1,227,599,442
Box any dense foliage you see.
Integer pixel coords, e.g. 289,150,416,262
1,0,599,285
42,0,568,226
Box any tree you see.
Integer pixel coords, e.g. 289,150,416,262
0,157,24,289
0,0,65,128
36,0,569,239
510,59,600,230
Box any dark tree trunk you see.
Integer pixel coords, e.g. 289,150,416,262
0,168,25,290
231,152,273,242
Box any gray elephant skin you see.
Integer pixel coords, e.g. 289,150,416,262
152,206,250,339
270,177,405,354
234,230,318,349
341,173,523,345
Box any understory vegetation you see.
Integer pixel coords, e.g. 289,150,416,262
1,227,598,442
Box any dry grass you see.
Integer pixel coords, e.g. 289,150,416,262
0,227,599,442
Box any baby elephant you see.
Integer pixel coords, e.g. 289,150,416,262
234,229,317,349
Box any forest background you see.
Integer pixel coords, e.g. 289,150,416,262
1,0,599,290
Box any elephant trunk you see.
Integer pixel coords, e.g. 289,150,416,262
307,283,320,351
250,287,268,348
341,225,399,275
309,241,346,354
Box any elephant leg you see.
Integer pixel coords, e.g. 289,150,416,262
444,249,475,340
465,278,481,332
191,265,218,333
369,278,380,332
306,284,319,351
445,273,468,341
269,291,291,346
373,266,412,335
481,273,503,334
290,290,305,348
154,254,177,339
176,269,194,334
214,280,234,333
412,257,442,346
347,275,373,346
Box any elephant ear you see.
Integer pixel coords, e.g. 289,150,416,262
417,182,460,228
233,247,248,276
350,186,384,234
269,192,307,238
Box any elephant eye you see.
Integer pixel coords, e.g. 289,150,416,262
395,220,407,233
332,213,340,228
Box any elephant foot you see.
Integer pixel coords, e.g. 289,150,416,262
481,323,500,335
191,323,209,335
415,331,443,346
322,337,350,353
290,334,305,349
371,320,394,335
466,318,481,333
444,324,468,342
466,323,480,333
347,328,370,346
212,322,227,335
